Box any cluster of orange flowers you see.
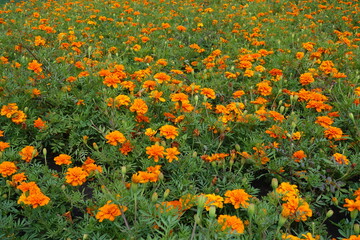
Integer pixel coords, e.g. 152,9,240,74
131,165,162,183
343,188,360,212
1,103,27,124
276,182,312,222
201,189,252,211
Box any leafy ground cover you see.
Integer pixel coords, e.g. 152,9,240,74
0,0,359,239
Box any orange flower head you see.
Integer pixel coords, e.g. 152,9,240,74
201,88,216,99
292,150,307,162
95,201,127,222
0,141,10,152
159,125,178,139
324,126,343,140
224,189,252,209
27,60,43,74
203,193,224,211
54,154,72,165
1,103,18,118
332,153,349,165
19,146,38,163
217,215,244,234
299,72,315,85
129,99,148,115
0,161,17,177
164,147,180,162
105,130,126,146
65,167,89,186
34,117,47,130
146,144,165,162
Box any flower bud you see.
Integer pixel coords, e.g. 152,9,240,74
271,178,278,190
197,195,206,209
278,215,287,227
131,183,138,192
163,189,170,199
151,192,158,202
61,185,66,190
354,223,360,235
83,234,89,240
326,209,334,219
209,205,216,218
194,214,202,225
349,113,355,124
351,209,358,220
247,203,255,218
194,95,199,104
121,166,127,175
43,148,47,157
235,144,241,152
158,172,164,181
279,106,285,114
93,142,99,151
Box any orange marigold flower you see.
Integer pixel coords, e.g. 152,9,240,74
105,130,126,146
129,99,148,115
27,60,43,74
103,74,120,88
233,90,245,98
299,72,315,85
276,182,299,201
96,201,127,222
0,161,17,177
19,146,38,163
17,181,40,192
119,141,133,155
201,88,216,99
18,189,50,208
164,147,180,162
154,72,171,83
256,80,272,96
292,150,307,163
224,189,252,209
176,25,187,31
82,157,103,174
34,36,46,46
315,116,333,127
34,117,47,130
11,110,27,124
332,153,349,165
218,215,244,234
344,199,360,212
281,196,312,222
65,166,89,186
54,154,72,165
203,193,224,211
159,125,178,139
146,144,165,162
114,94,131,107
170,93,189,102
355,87,360,96
0,141,10,152
324,126,343,140
11,172,27,184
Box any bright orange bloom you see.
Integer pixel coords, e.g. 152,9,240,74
129,99,148,115
224,189,252,209
65,167,89,186
96,201,127,222
154,72,171,83
342,235,360,240
34,117,47,130
159,125,178,139
27,60,43,74
11,110,27,124
105,130,126,146
164,147,180,162
82,157,103,174
18,189,50,208
256,80,272,96
332,153,349,165
11,172,27,184
19,146,38,163
103,74,120,88
131,165,162,183
146,144,165,162
114,95,131,107
176,25,187,32
344,199,360,212
201,88,216,99
34,36,46,46
233,90,245,98
17,181,40,192
1,103,18,118
0,141,10,152
281,196,312,222
299,72,315,85
324,126,343,140
0,161,17,177
54,154,72,165
218,215,244,234
292,150,307,163
315,116,333,127
276,182,299,201
203,193,224,211
119,141,133,155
